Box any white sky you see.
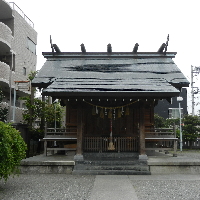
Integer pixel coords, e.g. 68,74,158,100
11,0,200,114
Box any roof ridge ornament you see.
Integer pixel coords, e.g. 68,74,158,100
133,43,139,53
164,34,169,55
80,43,86,53
50,35,61,53
107,43,112,53
158,34,169,54
50,35,54,55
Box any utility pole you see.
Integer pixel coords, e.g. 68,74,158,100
9,50,14,122
177,96,183,151
191,65,200,116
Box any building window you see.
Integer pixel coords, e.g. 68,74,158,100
23,67,26,76
27,37,36,54
168,108,183,119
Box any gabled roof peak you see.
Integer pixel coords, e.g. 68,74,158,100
42,51,177,59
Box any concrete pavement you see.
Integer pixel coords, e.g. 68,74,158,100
89,175,138,200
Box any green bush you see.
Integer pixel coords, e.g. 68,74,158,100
0,87,8,122
0,121,27,181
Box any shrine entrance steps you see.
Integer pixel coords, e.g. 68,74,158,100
72,152,151,175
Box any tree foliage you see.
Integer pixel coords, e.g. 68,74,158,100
20,71,63,140
0,121,27,182
154,114,200,143
154,114,166,128
0,87,8,122
182,115,200,142
20,96,63,140
154,114,179,128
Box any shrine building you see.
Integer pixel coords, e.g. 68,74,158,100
32,42,189,163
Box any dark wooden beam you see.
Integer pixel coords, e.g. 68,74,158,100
80,43,86,53
53,44,61,53
107,43,112,53
74,104,83,160
133,43,139,53
158,43,166,53
139,101,147,159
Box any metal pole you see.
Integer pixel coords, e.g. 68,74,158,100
191,65,195,116
9,50,13,122
13,86,16,122
54,102,57,146
179,102,182,151
55,103,56,130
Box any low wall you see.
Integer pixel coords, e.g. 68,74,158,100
148,160,200,174
20,160,75,174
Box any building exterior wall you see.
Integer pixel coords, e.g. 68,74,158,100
154,88,188,119
0,102,25,122
12,9,37,82
0,1,37,123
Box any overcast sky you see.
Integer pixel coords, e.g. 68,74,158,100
11,0,200,114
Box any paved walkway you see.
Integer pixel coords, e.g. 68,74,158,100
89,175,138,200
1,174,200,200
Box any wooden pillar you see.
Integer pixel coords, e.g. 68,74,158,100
139,101,148,160
74,104,84,161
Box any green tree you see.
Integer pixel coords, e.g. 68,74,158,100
0,121,27,181
165,118,179,128
20,71,63,140
154,114,179,128
154,114,165,128
20,96,63,140
182,115,200,148
0,87,8,122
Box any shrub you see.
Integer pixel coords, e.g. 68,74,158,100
0,87,8,122
0,121,27,181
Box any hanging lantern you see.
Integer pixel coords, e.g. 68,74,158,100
100,108,104,118
108,109,112,118
118,108,122,118
125,106,129,115
92,106,96,115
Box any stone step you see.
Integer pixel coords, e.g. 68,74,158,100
73,153,150,175
72,169,151,175
74,164,149,171
76,159,147,166
83,152,139,159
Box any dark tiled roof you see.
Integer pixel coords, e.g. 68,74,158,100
32,52,189,98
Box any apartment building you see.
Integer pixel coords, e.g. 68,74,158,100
0,0,37,122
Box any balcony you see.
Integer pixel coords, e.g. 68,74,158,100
0,22,13,49
0,61,10,84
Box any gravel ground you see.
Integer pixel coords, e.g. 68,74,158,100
132,150,200,200
131,178,200,200
175,150,200,159
1,174,200,200
1,150,200,200
0,175,95,200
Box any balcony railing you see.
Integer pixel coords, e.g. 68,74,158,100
9,2,34,28
0,61,10,82
0,22,13,47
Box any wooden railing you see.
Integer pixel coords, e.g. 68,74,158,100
45,127,77,137
84,137,138,152
41,127,77,156
145,127,178,155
